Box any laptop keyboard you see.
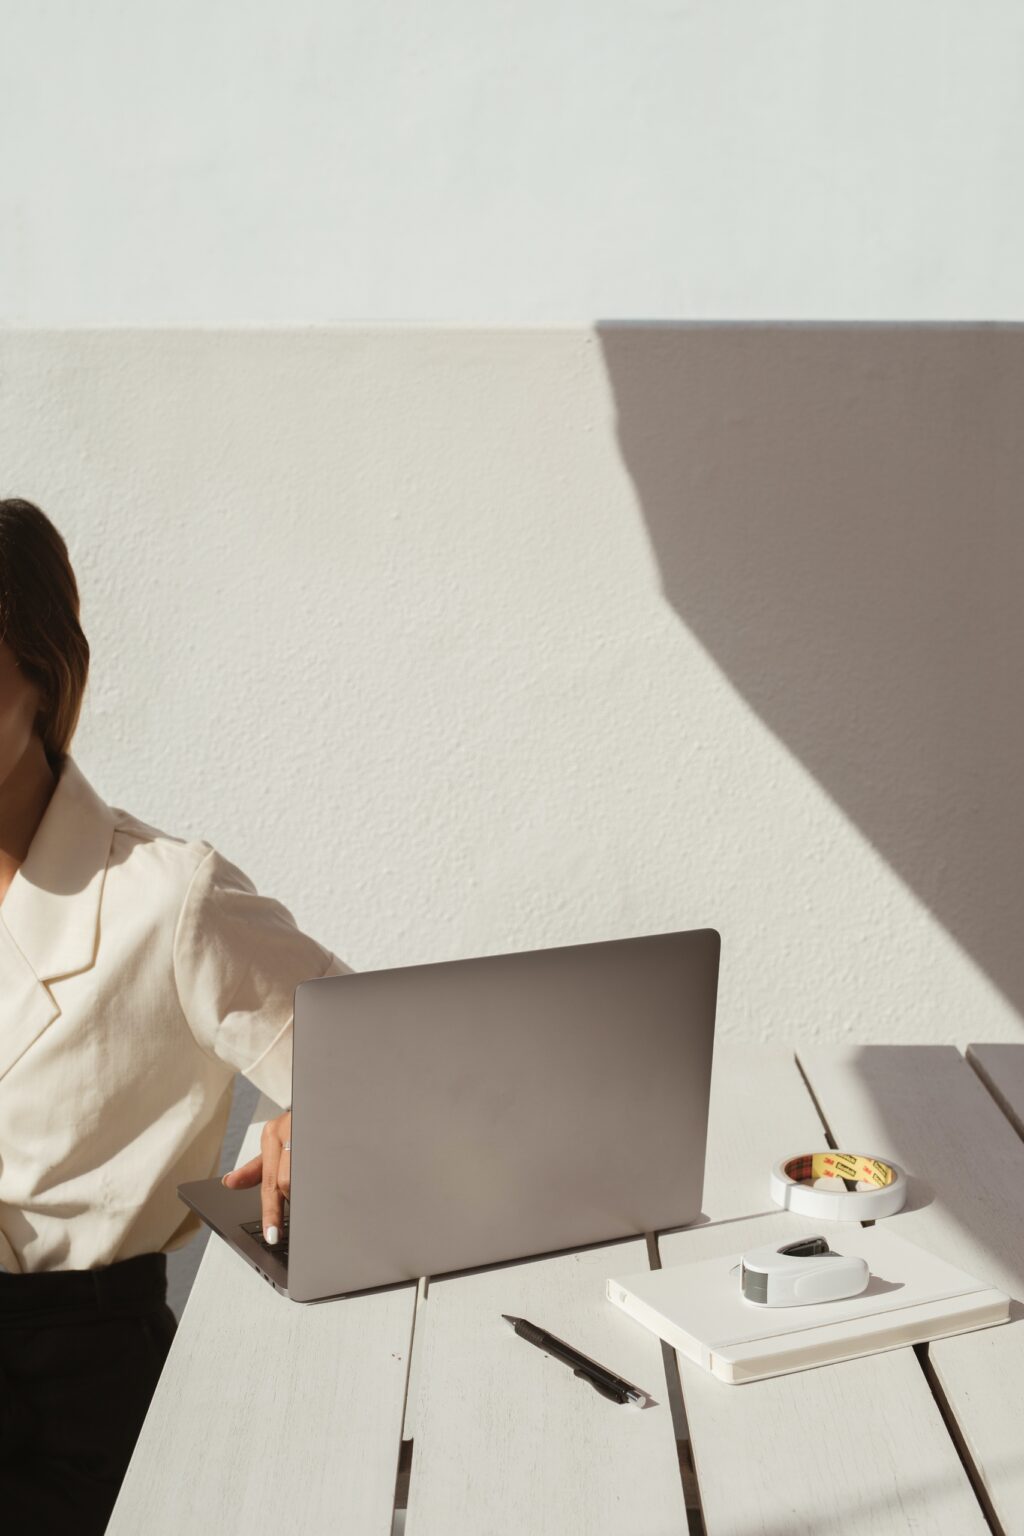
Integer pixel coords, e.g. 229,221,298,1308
242,1214,290,1264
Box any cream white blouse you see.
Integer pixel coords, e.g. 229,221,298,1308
0,754,350,1274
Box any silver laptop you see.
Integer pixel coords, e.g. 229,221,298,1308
178,926,720,1303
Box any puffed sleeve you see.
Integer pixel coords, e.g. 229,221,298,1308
172,842,352,1108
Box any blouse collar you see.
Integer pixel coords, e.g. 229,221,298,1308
0,754,116,983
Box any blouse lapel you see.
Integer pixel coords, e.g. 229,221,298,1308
0,756,115,1083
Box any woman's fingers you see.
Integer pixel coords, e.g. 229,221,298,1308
260,1120,283,1244
219,1109,292,1247
222,1153,262,1189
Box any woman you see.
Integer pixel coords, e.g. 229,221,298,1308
0,498,350,1534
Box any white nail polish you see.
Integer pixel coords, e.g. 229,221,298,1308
266,1225,279,1245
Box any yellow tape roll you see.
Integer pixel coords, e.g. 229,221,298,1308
770,1151,906,1218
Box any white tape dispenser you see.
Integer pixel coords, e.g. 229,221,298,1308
739,1235,870,1307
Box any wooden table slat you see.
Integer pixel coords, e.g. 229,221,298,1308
966,1042,1024,1140
661,1211,989,1536
403,1237,687,1536
109,1116,417,1536
661,1042,989,1536
699,1040,829,1222
798,1044,1024,1536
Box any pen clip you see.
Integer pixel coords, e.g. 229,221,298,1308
574,1368,627,1404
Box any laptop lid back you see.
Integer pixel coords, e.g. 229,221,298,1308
287,927,719,1302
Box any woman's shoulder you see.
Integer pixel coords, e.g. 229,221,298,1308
106,802,216,905
59,757,216,894
59,759,250,928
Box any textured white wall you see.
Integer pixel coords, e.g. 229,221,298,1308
2,2,1024,322
1,327,1019,1057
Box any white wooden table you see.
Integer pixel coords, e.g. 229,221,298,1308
109,1041,1024,1536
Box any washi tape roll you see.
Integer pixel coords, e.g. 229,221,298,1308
770,1151,907,1220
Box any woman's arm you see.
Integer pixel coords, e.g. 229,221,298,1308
173,842,352,1243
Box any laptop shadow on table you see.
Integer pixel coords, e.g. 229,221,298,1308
425,1227,653,1291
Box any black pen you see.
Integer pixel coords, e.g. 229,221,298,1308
501,1315,646,1406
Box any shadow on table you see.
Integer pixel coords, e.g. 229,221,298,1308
801,1043,1024,1304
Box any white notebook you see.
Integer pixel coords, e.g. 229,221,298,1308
607,1215,1010,1384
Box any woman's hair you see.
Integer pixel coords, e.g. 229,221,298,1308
0,498,89,768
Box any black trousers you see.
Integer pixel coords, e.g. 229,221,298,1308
0,1251,176,1536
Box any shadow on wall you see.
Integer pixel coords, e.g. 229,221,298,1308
596,323,1024,1024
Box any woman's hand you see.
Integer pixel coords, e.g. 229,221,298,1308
221,1108,291,1245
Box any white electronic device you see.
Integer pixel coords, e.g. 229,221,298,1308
737,1235,870,1307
